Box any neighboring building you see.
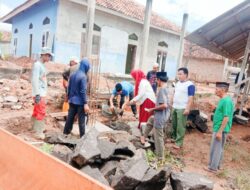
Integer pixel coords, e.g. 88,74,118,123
183,40,225,83
0,31,11,57
1,0,181,79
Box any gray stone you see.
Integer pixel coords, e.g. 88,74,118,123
170,172,214,190
135,166,172,190
98,130,132,143
110,121,130,132
163,181,173,190
112,158,149,190
51,144,73,162
114,140,136,157
98,139,116,159
71,128,101,167
81,165,110,186
128,121,141,138
0,96,4,103
4,96,18,103
100,161,119,181
44,132,79,147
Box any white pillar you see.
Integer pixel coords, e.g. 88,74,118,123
177,13,188,70
222,58,229,80
139,0,153,69
85,0,96,58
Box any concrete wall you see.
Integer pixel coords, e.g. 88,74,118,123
0,42,11,56
11,0,58,58
56,0,180,79
183,57,224,83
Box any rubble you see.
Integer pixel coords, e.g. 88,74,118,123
100,160,119,180
71,128,101,167
170,172,214,190
44,132,79,147
81,165,110,186
51,144,73,162
98,139,116,159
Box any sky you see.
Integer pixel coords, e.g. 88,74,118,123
0,0,245,32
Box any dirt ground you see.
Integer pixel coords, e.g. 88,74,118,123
0,57,249,190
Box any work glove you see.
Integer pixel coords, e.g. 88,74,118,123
35,95,41,104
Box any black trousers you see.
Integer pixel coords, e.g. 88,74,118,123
64,103,85,137
120,92,137,115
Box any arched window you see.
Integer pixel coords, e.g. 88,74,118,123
14,28,18,33
158,41,168,48
43,17,50,25
29,23,33,29
129,33,138,41
82,23,101,31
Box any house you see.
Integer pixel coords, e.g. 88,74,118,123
1,0,181,79
0,31,11,57
183,40,225,83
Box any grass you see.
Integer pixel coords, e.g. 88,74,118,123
40,143,54,154
145,149,184,169
216,169,229,179
234,172,250,190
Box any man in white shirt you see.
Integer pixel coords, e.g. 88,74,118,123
171,67,195,149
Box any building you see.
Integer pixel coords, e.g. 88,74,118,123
0,31,11,57
1,0,182,79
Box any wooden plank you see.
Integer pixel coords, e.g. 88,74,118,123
49,112,68,118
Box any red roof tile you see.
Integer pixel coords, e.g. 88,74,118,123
96,0,180,33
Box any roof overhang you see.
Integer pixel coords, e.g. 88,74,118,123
186,0,250,60
1,0,40,23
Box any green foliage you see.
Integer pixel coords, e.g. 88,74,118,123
0,32,2,41
216,169,229,179
40,143,54,154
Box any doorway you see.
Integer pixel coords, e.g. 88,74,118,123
29,34,33,58
125,44,137,74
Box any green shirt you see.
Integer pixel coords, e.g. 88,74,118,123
213,96,234,133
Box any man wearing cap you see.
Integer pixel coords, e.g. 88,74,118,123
171,67,195,149
141,72,169,160
110,81,137,117
205,82,234,173
147,63,159,93
62,56,79,112
31,47,53,139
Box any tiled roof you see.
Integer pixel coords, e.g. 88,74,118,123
184,40,224,60
96,0,180,33
0,31,11,42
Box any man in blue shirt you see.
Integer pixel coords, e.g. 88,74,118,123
110,81,137,117
63,58,90,138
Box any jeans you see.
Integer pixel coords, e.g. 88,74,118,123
64,103,86,137
119,92,137,115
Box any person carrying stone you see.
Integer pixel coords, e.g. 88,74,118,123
140,72,169,160
31,47,53,139
171,67,195,149
109,81,137,117
205,82,234,173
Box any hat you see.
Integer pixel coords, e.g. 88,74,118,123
40,47,54,56
69,56,79,63
156,72,168,82
216,82,230,88
115,83,122,92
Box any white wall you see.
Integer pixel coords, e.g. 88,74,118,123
56,0,180,79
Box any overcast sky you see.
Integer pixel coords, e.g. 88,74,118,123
0,0,245,32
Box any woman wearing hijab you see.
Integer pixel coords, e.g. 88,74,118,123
129,69,156,129
63,58,90,138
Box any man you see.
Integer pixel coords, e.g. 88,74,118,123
31,47,53,139
63,58,90,138
147,63,159,93
171,67,195,149
62,56,79,112
140,72,169,160
110,81,137,117
205,82,234,173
